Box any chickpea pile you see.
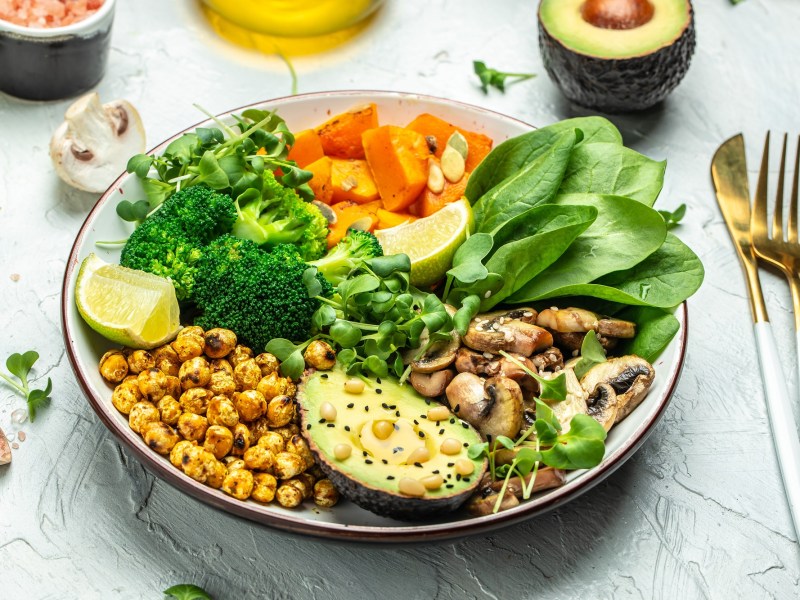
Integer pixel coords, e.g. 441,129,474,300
100,327,340,509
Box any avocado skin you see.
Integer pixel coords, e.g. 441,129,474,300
298,403,486,521
538,6,696,113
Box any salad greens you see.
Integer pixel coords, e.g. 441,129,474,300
0,350,52,422
164,584,212,600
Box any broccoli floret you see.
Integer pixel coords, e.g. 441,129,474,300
231,170,328,261
193,235,332,350
120,185,237,301
310,229,384,286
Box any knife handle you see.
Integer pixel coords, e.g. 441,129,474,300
754,321,800,538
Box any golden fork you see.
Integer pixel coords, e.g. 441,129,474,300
749,132,800,537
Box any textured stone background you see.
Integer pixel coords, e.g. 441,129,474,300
1,0,799,598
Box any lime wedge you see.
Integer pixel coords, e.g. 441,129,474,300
375,198,474,287
75,253,181,349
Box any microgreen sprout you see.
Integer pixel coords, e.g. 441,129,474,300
473,60,536,93
164,584,213,600
0,350,52,421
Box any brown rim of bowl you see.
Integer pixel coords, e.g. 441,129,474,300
61,90,687,543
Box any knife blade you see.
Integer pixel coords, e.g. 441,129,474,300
711,134,768,322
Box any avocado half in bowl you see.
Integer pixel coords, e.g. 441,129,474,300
538,0,695,113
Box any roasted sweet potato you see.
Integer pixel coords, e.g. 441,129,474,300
305,156,333,205
362,125,431,212
376,208,416,230
406,113,493,172
330,158,380,204
411,168,469,218
287,129,325,168
315,103,379,159
327,200,381,247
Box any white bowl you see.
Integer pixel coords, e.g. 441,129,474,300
61,91,687,542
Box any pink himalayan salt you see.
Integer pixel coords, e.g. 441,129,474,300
0,0,104,29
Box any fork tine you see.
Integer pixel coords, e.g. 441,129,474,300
773,134,788,241
754,132,771,240
790,135,800,244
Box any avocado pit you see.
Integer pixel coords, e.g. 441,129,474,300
581,0,654,30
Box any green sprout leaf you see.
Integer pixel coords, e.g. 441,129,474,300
474,60,536,93
164,584,213,600
0,350,51,422
126,154,153,178
573,332,607,380
658,203,687,229
539,414,607,470
116,200,150,223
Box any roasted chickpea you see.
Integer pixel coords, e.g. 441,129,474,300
207,395,239,428
172,327,205,362
229,344,253,367
222,468,254,500
313,479,339,508
223,457,246,471
284,476,313,500
233,389,267,422
182,447,217,483
122,374,138,385
209,358,233,376
208,370,236,397
179,356,211,390
251,473,278,503
177,412,208,441
204,328,237,359
243,445,275,471
254,352,280,377
151,344,181,377
273,451,305,480
307,464,326,481
272,424,300,441
157,396,181,426
180,387,212,415
111,381,142,415
137,368,168,402
129,401,160,434
127,350,155,374
142,421,180,454
203,425,234,459
205,459,227,489
256,372,285,400
164,375,181,399
275,482,303,508
99,350,128,383
286,434,315,469
231,422,251,456
170,439,196,469
257,431,285,455
266,395,295,428
248,417,271,443
233,359,261,391
303,340,336,370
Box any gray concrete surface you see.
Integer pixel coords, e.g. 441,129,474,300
1,0,799,598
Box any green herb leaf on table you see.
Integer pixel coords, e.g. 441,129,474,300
0,351,52,422
164,584,213,600
473,60,536,93
658,203,687,229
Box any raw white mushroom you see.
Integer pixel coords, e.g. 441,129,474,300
0,428,10,465
50,92,146,193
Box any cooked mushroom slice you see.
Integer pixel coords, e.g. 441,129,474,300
484,467,566,498
467,492,520,516
586,383,618,431
50,93,146,193
408,305,460,373
454,347,502,376
537,307,635,355
580,356,655,424
597,318,636,339
463,309,552,356
409,369,455,398
445,373,524,439
539,368,588,433
552,331,618,354
530,346,564,372
537,307,599,332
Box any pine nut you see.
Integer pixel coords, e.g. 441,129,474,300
421,474,444,490
333,443,351,460
398,477,426,497
344,378,365,394
372,420,394,440
440,438,462,455
455,458,474,476
406,446,430,464
427,405,451,421
427,158,445,194
320,401,337,421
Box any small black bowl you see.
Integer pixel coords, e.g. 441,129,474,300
0,0,116,101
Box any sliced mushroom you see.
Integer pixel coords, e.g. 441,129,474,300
484,467,566,498
445,373,523,439
408,305,460,373
580,356,655,424
0,428,10,465
586,383,618,431
463,308,552,356
539,368,588,433
50,93,146,193
454,347,534,381
530,346,564,372
409,369,455,398
552,331,619,354
467,492,520,516
537,307,635,338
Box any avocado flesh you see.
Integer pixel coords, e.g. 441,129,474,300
297,367,487,520
538,0,695,112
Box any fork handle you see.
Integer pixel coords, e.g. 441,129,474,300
754,321,800,539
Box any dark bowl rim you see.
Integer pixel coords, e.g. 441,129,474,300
61,89,688,543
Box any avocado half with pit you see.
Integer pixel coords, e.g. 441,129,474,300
297,367,487,520
538,0,695,112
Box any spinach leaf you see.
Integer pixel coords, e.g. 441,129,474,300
508,194,667,303
616,306,681,362
465,116,622,203
474,129,579,233
559,143,666,207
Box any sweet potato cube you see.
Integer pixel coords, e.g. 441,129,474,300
305,156,333,205
376,208,417,230
406,113,493,172
327,200,381,247
315,103,379,159
362,125,431,212
411,169,469,218
287,129,325,168
330,158,380,204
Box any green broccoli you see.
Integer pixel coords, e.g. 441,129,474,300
193,235,332,350
310,229,384,287
120,186,237,301
231,170,328,261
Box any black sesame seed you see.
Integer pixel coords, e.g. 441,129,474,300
454,404,460,413
381,402,389,409
327,423,335,428
462,423,468,429
456,474,462,481
414,462,422,468
446,484,454,489
413,419,419,425
387,476,395,480
463,478,470,483
363,451,368,457
393,446,403,453
321,374,329,379
376,389,383,395
463,442,468,447
432,470,440,474
306,424,312,430
364,406,369,412
344,425,351,432
425,399,431,405
382,459,388,465
388,404,396,410
395,411,401,417
347,403,354,409
365,459,373,464
420,414,428,419
418,431,425,438
447,474,452,479
376,377,382,384
318,418,325,424
449,418,455,424
447,462,455,467
439,429,445,436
